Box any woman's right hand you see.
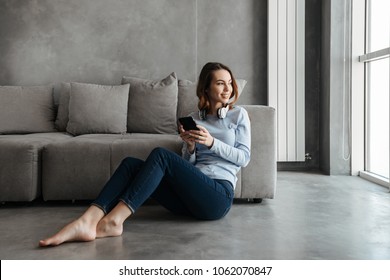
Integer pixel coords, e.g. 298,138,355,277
179,125,196,154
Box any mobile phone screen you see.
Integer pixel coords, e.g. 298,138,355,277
178,117,199,131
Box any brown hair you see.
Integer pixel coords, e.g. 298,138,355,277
196,62,239,113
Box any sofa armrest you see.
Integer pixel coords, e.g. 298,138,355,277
240,105,276,199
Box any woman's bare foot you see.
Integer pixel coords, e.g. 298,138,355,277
96,218,123,238
96,201,132,238
39,206,104,247
39,218,96,247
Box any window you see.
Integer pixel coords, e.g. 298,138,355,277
366,0,390,53
359,0,390,187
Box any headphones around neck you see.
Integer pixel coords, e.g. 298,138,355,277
199,104,229,120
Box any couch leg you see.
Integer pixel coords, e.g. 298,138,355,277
234,198,263,204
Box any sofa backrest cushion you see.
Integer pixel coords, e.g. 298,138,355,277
177,79,198,119
122,72,178,134
55,82,71,131
177,78,248,118
54,74,246,135
0,85,56,134
66,82,130,136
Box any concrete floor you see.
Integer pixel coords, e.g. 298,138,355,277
1,171,389,260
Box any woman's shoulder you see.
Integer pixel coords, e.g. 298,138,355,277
231,105,247,113
230,106,249,119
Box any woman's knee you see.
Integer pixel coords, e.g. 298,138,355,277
149,147,173,161
121,157,143,169
199,210,230,221
150,147,168,156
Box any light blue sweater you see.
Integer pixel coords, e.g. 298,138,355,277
182,106,251,188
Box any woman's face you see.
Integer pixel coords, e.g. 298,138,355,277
207,69,232,108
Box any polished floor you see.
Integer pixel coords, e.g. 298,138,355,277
1,171,389,260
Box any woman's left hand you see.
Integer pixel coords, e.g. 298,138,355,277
190,125,214,148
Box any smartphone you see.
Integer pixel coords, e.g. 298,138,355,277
178,117,199,131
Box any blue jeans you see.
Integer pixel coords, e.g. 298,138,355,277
92,147,234,220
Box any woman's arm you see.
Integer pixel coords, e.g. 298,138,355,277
179,125,196,164
182,142,196,163
209,110,251,167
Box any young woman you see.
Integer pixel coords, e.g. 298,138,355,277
39,62,251,247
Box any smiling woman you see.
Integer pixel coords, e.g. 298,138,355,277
196,62,239,118
39,62,251,247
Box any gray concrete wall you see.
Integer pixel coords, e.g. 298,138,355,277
197,0,267,105
0,0,267,105
0,0,331,173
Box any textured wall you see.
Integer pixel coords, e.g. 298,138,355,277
197,0,267,105
0,0,267,105
0,0,326,170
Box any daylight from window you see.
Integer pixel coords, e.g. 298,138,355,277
365,0,390,179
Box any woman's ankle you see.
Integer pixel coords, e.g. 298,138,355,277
96,216,123,238
95,202,132,238
80,205,105,224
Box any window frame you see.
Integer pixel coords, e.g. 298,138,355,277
352,0,390,189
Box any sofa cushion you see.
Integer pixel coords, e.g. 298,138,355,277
55,82,71,131
177,78,247,118
42,135,119,200
177,79,198,119
0,132,72,201
241,105,276,199
42,133,182,200
0,85,56,134
110,134,182,172
237,79,248,97
122,73,178,134
66,82,130,135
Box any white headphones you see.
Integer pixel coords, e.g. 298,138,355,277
199,104,229,120
218,104,229,119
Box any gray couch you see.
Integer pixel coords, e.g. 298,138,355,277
0,73,276,202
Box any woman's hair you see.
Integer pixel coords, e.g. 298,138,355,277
196,62,239,113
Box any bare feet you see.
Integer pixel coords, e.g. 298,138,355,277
96,202,132,238
39,206,104,247
39,203,131,246
39,218,96,247
96,218,123,238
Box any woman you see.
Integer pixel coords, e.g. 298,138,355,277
39,62,251,247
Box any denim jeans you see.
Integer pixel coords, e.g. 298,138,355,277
92,147,234,220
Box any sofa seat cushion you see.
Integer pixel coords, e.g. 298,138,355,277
42,134,182,201
0,133,73,201
42,135,120,201
110,134,182,172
